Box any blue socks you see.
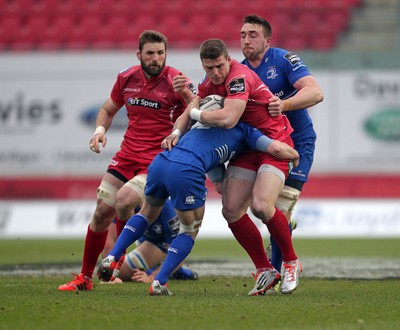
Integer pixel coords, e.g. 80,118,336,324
155,233,194,285
108,214,149,260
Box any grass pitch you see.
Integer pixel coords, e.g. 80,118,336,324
0,238,399,329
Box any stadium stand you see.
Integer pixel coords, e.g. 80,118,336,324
0,0,365,51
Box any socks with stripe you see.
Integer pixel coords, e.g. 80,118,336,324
108,214,149,261
154,233,194,285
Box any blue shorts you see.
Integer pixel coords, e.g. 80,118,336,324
146,154,208,211
137,199,179,253
287,135,316,183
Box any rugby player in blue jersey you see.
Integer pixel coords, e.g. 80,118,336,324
239,15,324,287
100,200,198,284
97,97,299,295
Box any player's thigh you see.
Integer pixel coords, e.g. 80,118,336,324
116,174,146,208
222,167,255,221
251,171,284,220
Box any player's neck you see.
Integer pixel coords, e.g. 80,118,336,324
248,49,268,68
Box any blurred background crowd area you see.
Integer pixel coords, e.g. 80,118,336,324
1,0,400,68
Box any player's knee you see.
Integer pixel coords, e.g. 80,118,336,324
91,204,114,230
222,203,245,223
250,199,275,222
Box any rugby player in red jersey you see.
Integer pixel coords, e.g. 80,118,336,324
174,39,301,295
58,30,195,291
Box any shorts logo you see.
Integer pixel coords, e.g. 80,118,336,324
284,52,301,66
185,196,196,205
229,78,245,94
127,97,161,109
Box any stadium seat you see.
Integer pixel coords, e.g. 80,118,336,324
63,16,100,50
211,14,238,42
158,15,183,43
324,8,350,31
30,0,58,18
0,17,21,47
0,0,358,51
2,0,34,17
182,15,212,44
309,31,337,50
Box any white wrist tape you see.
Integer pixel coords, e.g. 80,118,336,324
190,108,202,122
172,129,182,138
94,126,106,136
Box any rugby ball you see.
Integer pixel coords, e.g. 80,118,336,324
199,95,224,111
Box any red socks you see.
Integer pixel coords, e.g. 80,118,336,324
115,216,125,237
265,208,297,262
228,213,272,270
81,225,108,279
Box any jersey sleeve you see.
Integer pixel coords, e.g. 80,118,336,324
109,74,125,106
282,51,311,86
238,122,274,152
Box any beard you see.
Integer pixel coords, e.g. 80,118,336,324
141,61,165,77
242,47,264,62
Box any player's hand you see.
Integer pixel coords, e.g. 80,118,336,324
173,72,194,102
267,96,283,117
131,269,153,283
292,155,300,168
89,133,107,154
173,73,188,92
161,133,180,150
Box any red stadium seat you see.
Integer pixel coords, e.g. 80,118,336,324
2,0,34,18
158,15,183,44
63,16,101,50
0,17,21,46
0,0,357,51
91,15,127,49
182,15,212,44
30,0,58,18
279,33,309,51
324,8,350,31
309,31,337,50
45,15,76,50
210,14,238,45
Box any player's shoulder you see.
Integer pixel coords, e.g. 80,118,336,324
164,66,180,76
117,65,140,78
269,47,305,67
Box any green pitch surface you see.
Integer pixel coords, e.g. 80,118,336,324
1,238,400,329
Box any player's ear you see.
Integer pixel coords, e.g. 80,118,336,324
136,50,141,61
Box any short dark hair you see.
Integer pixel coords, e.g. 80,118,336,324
138,30,168,51
199,39,229,60
243,15,272,37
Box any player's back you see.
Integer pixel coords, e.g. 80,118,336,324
162,122,265,172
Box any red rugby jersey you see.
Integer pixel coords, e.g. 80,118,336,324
198,60,293,141
110,65,189,164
